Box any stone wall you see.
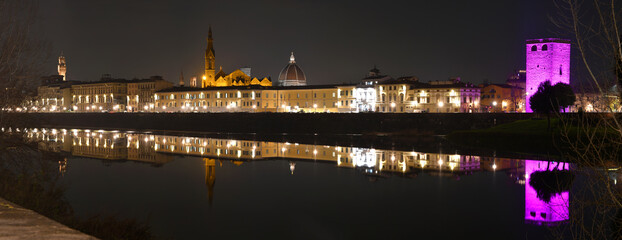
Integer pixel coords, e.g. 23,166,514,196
13,112,538,135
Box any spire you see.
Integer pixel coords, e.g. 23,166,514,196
179,70,185,86
207,26,214,55
289,52,296,64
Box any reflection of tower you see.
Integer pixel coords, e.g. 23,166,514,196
524,160,570,226
58,53,67,81
58,157,67,175
204,158,216,206
525,38,571,112
203,26,215,87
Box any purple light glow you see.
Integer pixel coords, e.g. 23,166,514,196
525,38,571,112
524,160,570,225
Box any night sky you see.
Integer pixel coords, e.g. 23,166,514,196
39,0,564,85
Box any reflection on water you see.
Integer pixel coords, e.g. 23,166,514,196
3,127,571,236
525,160,570,225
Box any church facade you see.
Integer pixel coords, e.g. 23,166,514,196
201,27,272,88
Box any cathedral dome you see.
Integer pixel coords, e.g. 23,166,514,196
278,52,306,86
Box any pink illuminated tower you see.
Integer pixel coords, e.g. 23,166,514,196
525,38,571,112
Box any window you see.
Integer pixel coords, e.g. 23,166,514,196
559,65,563,75
541,44,548,51
531,45,537,51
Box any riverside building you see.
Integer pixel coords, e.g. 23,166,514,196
35,76,79,111
375,77,481,113
153,84,360,113
69,75,171,112
479,83,525,112
126,76,174,112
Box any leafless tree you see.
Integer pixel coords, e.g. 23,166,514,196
551,0,622,239
0,0,50,127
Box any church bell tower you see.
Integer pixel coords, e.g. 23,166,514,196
58,52,67,81
203,26,216,87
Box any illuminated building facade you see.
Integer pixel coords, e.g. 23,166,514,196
480,83,525,112
35,76,173,112
126,76,173,112
71,78,129,112
376,77,480,113
154,84,359,113
35,79,77,111
525,38,571,112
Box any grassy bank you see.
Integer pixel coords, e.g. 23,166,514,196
447,118,620,159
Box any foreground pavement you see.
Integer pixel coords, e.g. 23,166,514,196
0,197,96,240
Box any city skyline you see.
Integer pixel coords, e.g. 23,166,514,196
39,0,561,85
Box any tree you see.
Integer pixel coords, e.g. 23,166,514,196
553,82,577,112
0,0,49,128
529,81,575,129
551,0,622,239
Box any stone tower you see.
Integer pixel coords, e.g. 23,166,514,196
203,26,215,87
58,52,67,81
525,38,571,112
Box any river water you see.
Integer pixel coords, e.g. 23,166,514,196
10,127,571,239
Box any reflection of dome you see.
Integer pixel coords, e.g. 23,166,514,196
289,161,296,175
278,52,306,86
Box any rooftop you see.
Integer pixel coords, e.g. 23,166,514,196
156,84,358,93
525,38,571,44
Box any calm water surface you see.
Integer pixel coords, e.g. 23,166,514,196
17,128,570,239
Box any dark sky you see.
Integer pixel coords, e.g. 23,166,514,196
39,0,564,85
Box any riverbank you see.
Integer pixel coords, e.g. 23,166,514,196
447,117,621,159
0,197,95,240
6,112,537,135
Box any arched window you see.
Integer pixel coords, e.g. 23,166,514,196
541,44,548,51
531,45,537,51
559,65,563,75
